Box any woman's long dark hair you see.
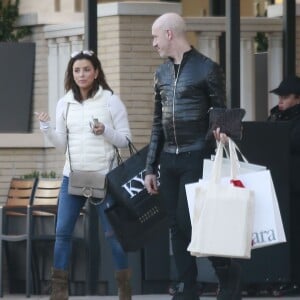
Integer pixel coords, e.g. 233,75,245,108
64,51,113,101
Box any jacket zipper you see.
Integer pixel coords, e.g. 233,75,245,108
172,64,181,154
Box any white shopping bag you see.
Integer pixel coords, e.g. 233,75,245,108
200,140,286,249
186,181,201,223
186,139,254,259
187,140,265,223
235,170,286,249
203,142,266,179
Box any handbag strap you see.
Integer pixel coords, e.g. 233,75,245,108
65,103,73,172
113,137,138,165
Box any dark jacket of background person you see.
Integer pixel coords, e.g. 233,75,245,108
268,103,300,202
268,77,300,291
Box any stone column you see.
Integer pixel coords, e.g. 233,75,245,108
267,32,283,110
70,35,84,56
56,37,71,98
196,32,221,63
240,32,256,121
48,39,59,124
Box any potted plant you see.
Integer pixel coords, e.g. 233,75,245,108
0,0,31,41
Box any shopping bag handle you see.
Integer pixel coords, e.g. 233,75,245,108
219,140,248,163
210,138,245,183
228,138,241,180
113,137,138,166
210,141,224,183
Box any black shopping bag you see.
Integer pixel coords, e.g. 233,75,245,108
105,144,168,252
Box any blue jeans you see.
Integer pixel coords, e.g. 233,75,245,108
53,176,128,271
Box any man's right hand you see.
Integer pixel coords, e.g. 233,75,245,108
144,174,159,195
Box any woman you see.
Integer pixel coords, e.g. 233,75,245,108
36,50,132,300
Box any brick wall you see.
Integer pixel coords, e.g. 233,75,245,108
98,15,163,150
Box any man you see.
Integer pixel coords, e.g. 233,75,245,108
268,75,300,121
144,13,241,300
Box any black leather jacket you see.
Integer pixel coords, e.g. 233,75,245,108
146,48,226,175
268,103,300,154
268,104,300,200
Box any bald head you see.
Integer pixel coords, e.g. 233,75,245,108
152,13,186,37
151,12,190,63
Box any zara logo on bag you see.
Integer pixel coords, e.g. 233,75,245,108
252,229,276,246
122,167,161,198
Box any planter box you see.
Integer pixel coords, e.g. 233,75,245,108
0,42,35,133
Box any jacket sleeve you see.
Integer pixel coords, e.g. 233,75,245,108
206,62,227,108
145,75,165,175
102,94,132,148
40,98,67,153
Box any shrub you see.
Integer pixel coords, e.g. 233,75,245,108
0,0,31,41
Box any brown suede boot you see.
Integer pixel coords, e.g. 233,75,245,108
49,268,69,300
115,269,132,300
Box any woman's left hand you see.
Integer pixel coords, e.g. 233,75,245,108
92,122,105,135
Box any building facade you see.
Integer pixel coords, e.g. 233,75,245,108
0,0,297,202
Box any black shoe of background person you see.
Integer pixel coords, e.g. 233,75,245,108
215,261,242,300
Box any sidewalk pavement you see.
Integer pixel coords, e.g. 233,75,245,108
1,295,299,299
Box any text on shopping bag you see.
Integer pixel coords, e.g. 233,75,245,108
121,167,160,198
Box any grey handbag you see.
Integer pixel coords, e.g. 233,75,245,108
68,170,106,199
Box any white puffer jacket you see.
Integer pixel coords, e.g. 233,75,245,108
40,86,131,177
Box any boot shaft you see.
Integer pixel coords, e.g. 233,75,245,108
49,268,69,300
115,269,132,300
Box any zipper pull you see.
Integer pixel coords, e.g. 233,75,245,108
176,147,179,155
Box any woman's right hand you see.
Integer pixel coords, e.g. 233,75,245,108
35,111,50,122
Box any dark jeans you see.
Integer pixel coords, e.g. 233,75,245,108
159,150,230,289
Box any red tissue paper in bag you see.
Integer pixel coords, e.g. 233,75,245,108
230,179,245,188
